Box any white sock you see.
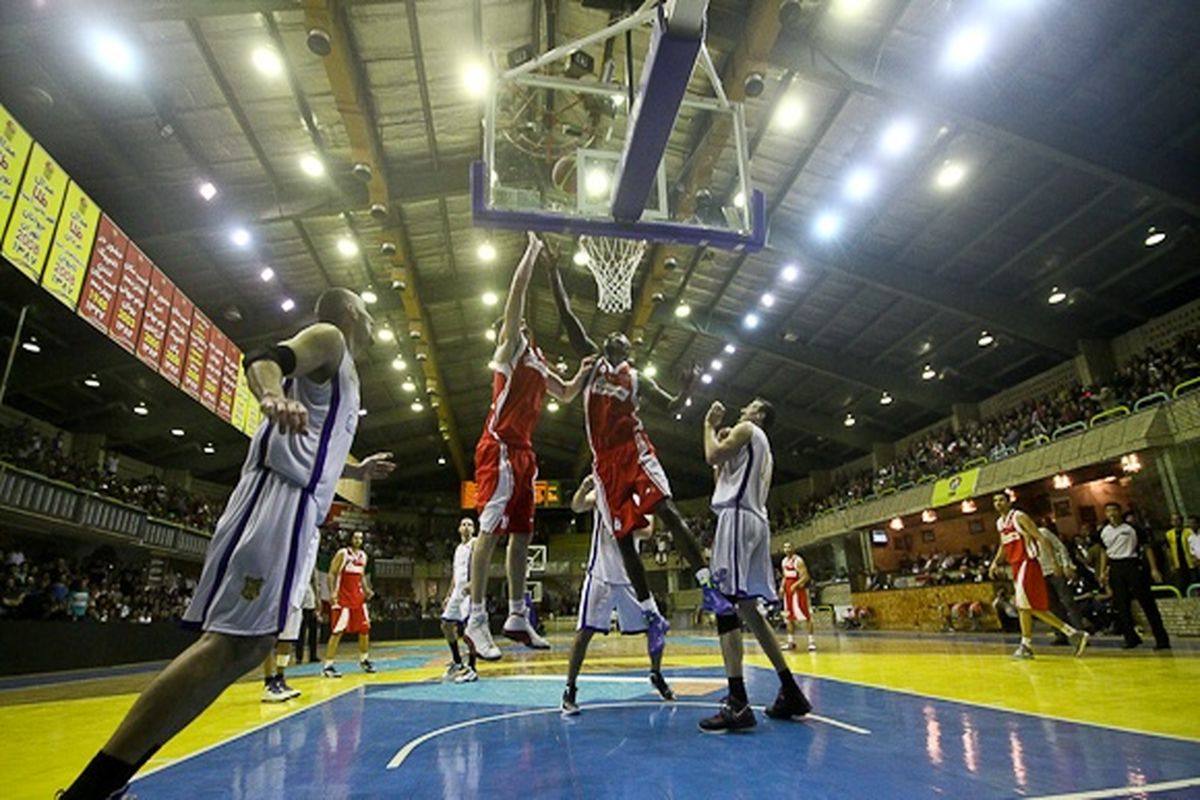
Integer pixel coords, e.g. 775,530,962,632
639,596,660,615
470,602,486,618
508,599,526,616
1020,637,1032,647
276,653,291,669
360,653,370,663
324,659,334,668
807,635,815,643
787,634,795,644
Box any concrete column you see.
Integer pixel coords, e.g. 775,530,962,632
1076,338,1117,387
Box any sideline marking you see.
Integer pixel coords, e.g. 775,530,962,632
386,700,870,770
1028,775,1200,799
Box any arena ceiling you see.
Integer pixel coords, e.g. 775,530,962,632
1,0,1198,502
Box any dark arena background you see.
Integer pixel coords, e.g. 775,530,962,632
1,1,1199,798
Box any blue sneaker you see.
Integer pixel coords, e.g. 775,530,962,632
698,568,735,615
644,610,671,656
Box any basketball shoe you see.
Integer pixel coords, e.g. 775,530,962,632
698,697,756,733
696,568,735,616
454,666,478,683
503,611,550,649
561,686,580,717
261,676,289,703
643,609,671,657
649,670,675,701
464,613,502,661
764,687,812,721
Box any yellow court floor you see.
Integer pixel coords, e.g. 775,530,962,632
5,631,1199,799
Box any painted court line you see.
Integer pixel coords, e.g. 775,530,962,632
386,701,870,770
1028,776,1200,799
495,674,727,686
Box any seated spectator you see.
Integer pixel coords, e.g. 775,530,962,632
991,586,1020,633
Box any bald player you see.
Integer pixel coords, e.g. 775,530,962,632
60,289,395,799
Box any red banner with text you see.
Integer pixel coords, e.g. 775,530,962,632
108,243,152,353
77,215,128,334
182,311,210,401
136,266,174,370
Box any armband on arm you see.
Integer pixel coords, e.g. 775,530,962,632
244,344,298,376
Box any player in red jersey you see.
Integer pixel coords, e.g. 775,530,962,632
987,493,1088,659
780,542,815,652
322,530,375,677
548,263,733,655
463,234,593,661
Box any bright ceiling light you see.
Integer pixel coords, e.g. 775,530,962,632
732,191,746,209
133,402,149,416
377,327,395,342
202,443,216,455
772,95,804,130
684,397,693,408
573,249,589,267
813,212,842,240
584,168,611,198
259,266,275,282
547,400,560,413
889,516,903,531
478,242,497,262
1144,227,1166,247
935,160,967,190
832,0,870,18
977,330,994,347
844,167,877,202
760,292,776,308
880,119,917,157
674,303,691,318
21,337,40,354
170,428,185,437
463,63,490,97
879,391,893,405
743,312,760,329
358,408,368,417
299,154,325,177
1048,286,1067,305
710,359,723,371
198,181,217,201
943,25,989,72
280,298,296,312
723,343,736,355
88,29,139,81
84,374,101,389
391,356,406,371
337,238,359,258
921,509,938,523
643,364,658,378
482,291,499,306
401,378,416,393
485,328,496,342
781,264,799,282
843,413,856,427
361,288,377,304
251,46,283,77
411,400,425,413
700,373,713,385
961,499,977,514
921,364,936,380
438,455,447,465
230,228,251,247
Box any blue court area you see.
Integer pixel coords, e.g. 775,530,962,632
131,666,1200,799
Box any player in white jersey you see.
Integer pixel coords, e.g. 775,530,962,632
560,475,676,715
60,289,396,800
698,398,812,734
441,517,479,683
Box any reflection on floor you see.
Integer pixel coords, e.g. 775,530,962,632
6,631,1199,799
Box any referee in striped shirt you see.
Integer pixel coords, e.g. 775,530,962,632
1098,502,1170,650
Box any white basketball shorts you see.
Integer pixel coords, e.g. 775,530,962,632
710,507,778,603
577,572,646,634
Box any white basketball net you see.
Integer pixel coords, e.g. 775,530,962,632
580,235,647,314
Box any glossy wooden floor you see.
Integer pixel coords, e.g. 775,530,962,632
5,629,1199,799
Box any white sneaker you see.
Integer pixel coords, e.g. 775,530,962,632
442,662,466,681
454,666,478,683
261,678,289,703
503,612,551,649
1012,643,1035,660
464,614,502,661
807,641,817,652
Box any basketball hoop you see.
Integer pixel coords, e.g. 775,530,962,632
580,235,646,314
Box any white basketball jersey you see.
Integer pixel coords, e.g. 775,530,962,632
243,348,360,518
711,423,773,520
451,539,474,591
586,506,630,585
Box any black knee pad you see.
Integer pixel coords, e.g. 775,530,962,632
716,612,741,634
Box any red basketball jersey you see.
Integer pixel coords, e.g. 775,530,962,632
585,359,646,457
481,334,549,448
998,510,1039,566
782,555,804,586
336,548,368,607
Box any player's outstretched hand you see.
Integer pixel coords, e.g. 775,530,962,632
527,231,547,258
705,400,726,428
579,473,595,492
579,355,596,372
262,395,308,435
360,452,397,480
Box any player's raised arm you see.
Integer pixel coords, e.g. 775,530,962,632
245,323,347,435
495,233,543,364
547,355,596,402
571,474,597,513
702,401,753,466
547,257,599,358
644,363,700,413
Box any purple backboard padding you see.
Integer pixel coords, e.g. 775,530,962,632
611,8,702,223
471,161,765,251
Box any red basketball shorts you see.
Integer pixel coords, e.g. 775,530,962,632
592,436,672,539
475,437,537,536
1012,559,1049,612
783,583,811,621
331,603,370,635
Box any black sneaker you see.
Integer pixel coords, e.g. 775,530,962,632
698,697,756,733
764,688,812,721
322,664,342,678
561,687,580,717
649,671,675,701
361,659,376,674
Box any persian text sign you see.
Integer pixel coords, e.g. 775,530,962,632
182,311,211,400
930,468,981,508
108,244,152,353
77,215,128,333
160,291,194,387
0,105,33,241
136,266,174,370
41,182,101,308
200,326,226,412
217,339,240,422
1,143,67,282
